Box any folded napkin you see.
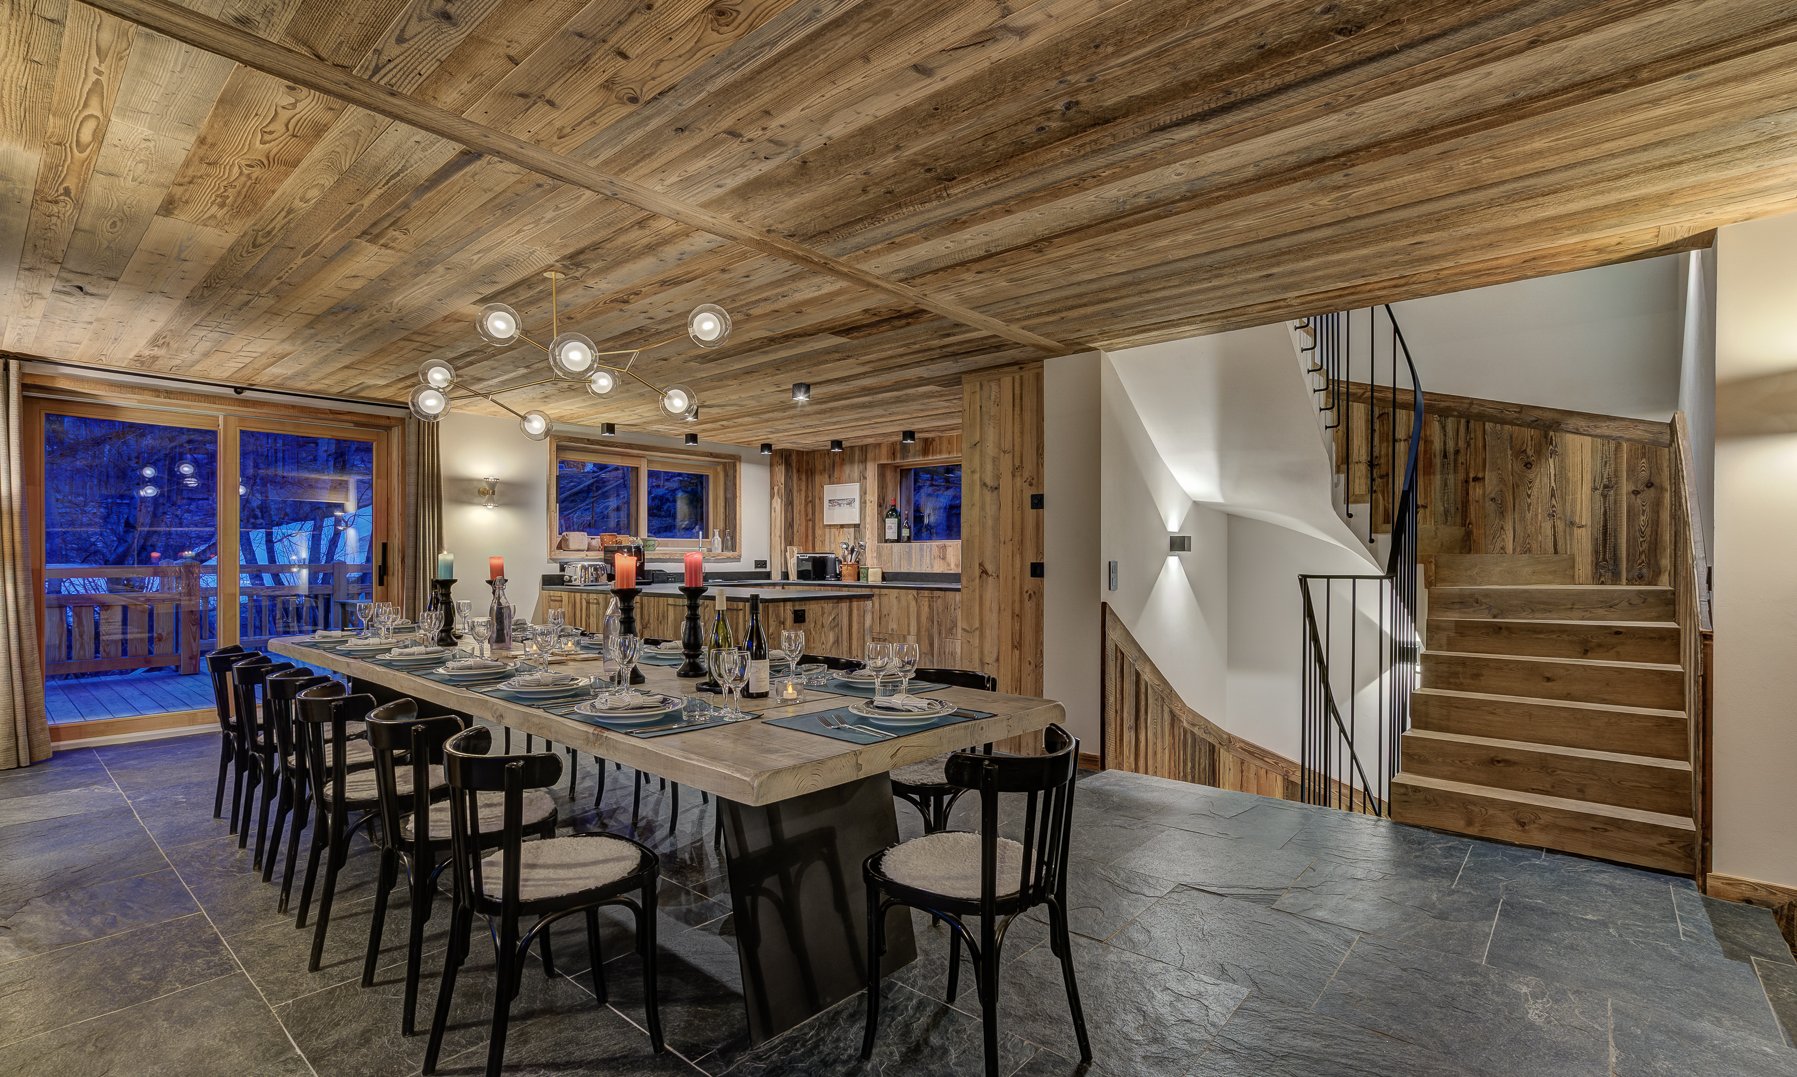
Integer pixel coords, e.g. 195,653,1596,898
510,671,576,688
389,645,445,657
444,657,505,672
869,694,940,713
312,630,350,639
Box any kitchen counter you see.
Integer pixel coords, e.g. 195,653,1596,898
767,578,960,592
541,584,871,602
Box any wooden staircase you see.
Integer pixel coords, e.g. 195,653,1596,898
1389,554,1696,873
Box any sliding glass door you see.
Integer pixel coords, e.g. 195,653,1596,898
28,401,395,734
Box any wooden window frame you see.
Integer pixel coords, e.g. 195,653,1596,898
876,455,963,546
548,436,740,560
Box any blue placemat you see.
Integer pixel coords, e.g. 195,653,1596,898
639,653,683,666
811,679,947,700
767,705,990,744
551,706,738,738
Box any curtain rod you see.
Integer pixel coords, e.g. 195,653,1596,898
13,355,409,414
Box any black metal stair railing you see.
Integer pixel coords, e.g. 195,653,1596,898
1296,305,1422,814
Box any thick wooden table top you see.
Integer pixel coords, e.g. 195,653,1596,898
269,638,1062,807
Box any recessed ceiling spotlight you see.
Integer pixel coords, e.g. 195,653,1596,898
759,442,773,455
791,382,811,403
600,422,616,437
901,430,916,445
684,432,699,446
829,439,844,453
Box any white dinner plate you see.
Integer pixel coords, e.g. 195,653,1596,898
849,697,957,724
497,675,592,696
573,695,683,723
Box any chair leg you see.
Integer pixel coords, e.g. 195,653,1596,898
295,825,326,926
640,878,665,1052
668,783,679,830
262,779,292,883
567,748,577,798
278,802,307,912
1049,900,1092,1062
213,741,231,819
230,750,250,834
309,829,346,971
860,886,884,1060
592,756,606,809
423,904,472,1074
487,923,519,1076
362,847,399,986
237,767,259,848
539,923,556,978
253,761,277,867
946,926,963,1003
402,862,433,1036
584,908,607,1003
631,771,643,828
979,917,1000,1077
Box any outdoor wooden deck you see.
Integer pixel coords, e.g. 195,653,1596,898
44,670,217,724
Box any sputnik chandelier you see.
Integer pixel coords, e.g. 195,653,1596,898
407,270,732,440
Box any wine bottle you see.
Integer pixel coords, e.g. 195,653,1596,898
744,595,770,698
884,499,900,542
700,590,733,693
899,508,911,543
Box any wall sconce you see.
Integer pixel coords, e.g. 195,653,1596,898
1168,534,1192,553
477,477,499,510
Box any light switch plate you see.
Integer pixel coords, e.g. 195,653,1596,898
1108,560,1118,592
754,559,767,569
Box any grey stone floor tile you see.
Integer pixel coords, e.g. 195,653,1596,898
1111,825,1316,902
1188,992,1500,1076
431,977,699,1076
1315,936,1611,1077
893,909,1049,1009
546,878,731,977
228,883,452,1004
720,981,1033,1077
0,972,310,1076
1756,957,1797,1047
1675,888,1796,966
1272,852,1501,961
0,912,237,1045
1281,812,1472,877
1486,893,1783,1041
997,932,1245,1077
1110,885,1356,1007
0,867,198,965
578,906,754,1068
0,749,104,798
122,775,241,849
1611,998,1797,1077
1023,860,1177,942
0,779,122,830
0,804,168,905
1454,846,1685,938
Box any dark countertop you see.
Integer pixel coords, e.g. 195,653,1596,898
767,578,960,592
542,584,872,602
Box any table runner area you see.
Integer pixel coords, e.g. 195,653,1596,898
767,705,991,744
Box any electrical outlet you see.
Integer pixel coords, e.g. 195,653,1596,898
792,608,807,624
1029,493,1044,510
1030,561,1044,578
1108,560,1118,592
753,559,767,569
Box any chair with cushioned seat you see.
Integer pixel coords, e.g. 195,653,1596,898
203,646,255,833
888,667,998,834
230,658,295,859
361,700,559,1036
861,724,1090,1077
261,668,332,887
423,726,664,1077
294,683,449,971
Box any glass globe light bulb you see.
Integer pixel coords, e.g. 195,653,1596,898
661,385,695,417
519,410,551,441
476,302,521,346
548,333,597,379
409,385,450,422
176,460,196,477
420,358,456,389
587,369,616,396
140,465,157,479
138,484,159,498
687,304,731,348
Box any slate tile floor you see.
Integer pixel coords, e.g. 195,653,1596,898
3,735,1795,1076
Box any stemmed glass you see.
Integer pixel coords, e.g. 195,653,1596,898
375,602,398,641
469,616,492,659
454,599,472,635
355,599,374,638
891,641,920,699
711,647,749,719
418,608,442,643
864,641,895,699
611,634,643,699
780,629,805,697
531,623,559,674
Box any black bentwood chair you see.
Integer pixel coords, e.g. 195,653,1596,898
230,658,295,856
424,727,665,1077
888,667,999,834
261,668,335,883
361,701,558,1035
861,725,1091,1077
203,646,255,831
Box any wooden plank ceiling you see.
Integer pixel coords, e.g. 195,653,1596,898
4,0,1797,448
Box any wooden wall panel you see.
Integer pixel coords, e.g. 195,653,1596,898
1338,389,1675,585
770,433,963,576
960,367,1043,699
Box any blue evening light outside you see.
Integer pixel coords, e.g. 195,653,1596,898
557,459,635,535
647,469,708,539
908,464,962,541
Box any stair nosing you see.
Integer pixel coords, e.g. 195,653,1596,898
1391,773,1695,829
1401,728,1691,770
1430,584,1673,593
1423,650,1682,673
1411,687,1684,718
1427,617,1679,630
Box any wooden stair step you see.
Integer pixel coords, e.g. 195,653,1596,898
1400,729,1690,815
1427,617,1679,663
1411,688,1688,760
1427,553,1576,587
1388,773,1695,874
1422,651,1682,709
1429,585,1675,622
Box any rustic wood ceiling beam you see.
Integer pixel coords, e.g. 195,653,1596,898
75,0,1075,358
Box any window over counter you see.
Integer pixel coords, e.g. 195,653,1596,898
878,458,962,543
549,438,738,558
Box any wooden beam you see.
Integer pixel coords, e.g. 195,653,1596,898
73,0,1074,357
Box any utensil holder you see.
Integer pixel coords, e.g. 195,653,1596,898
677,585,707,678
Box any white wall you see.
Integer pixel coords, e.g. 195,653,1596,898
1710,210,1797,890
438,412,771,621
1043,352,1104,745
1389,256,1684,420
1677,247,1717,556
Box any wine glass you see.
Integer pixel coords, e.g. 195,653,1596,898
779,628,805,697
615,633,643,693
532,623,558,673
713,647,749,719
418,608,441,644
454,598,472,632
892,641,920,699
470,616,491,659
355,599,374,638
864,641,895,698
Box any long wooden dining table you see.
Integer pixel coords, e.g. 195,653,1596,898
269,636,1063,1041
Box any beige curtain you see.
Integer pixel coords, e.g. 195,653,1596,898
403,417,444,618
1,360,50,769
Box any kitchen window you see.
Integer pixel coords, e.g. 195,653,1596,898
897,462,962,542
550,438,737,557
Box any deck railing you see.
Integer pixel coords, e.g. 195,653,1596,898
42,562,371,679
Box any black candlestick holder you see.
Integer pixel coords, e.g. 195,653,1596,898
677,585,708,678
612,586,647,685
428,579,458,648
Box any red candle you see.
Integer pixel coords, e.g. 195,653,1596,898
684,551,704,587
615,554,636,589
488,555,504,580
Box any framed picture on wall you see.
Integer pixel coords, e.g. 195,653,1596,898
823,482,861,526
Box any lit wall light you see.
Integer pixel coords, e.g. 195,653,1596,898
759,442,773,455
791,382,811,403
477,476,499,510
1168,534,1192,554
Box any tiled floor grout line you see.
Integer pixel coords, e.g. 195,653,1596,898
1481,895,1503,965
0,866,201,970
94,752,321,1077
1448,843,1473,889
0,967,244,1051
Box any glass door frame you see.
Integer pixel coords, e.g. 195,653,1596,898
24,387,403,739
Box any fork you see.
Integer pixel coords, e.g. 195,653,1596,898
821,713,893,739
